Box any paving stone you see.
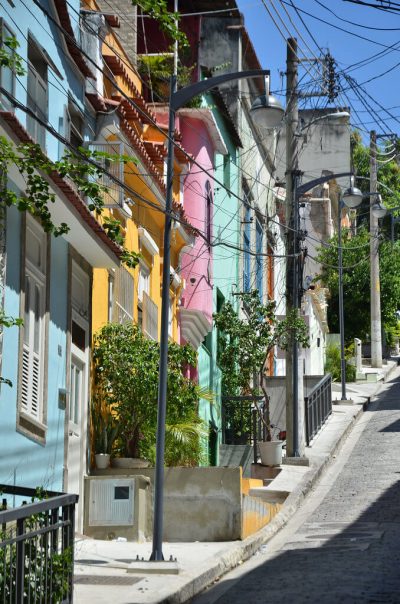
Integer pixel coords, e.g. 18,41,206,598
203,374,400,603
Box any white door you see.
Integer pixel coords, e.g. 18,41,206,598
67,314,89,532
68,354,84,489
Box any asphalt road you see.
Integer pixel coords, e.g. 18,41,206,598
194,369,400,604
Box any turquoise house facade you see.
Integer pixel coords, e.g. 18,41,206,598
197,92,241,465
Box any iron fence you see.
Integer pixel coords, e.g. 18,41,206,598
221,395,265,448
304,373,332,445
0,485,78,603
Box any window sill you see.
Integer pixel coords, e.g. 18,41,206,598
17,411,47,445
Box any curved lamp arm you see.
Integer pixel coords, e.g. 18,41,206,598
170,69,270,111
296,171,354,198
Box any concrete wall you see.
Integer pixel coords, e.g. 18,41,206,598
90,466,243,541
275,108,351,190
264,374,324,436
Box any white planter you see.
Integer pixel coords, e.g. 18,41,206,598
95,453,110,469
258,441,283,466
111,457,150,469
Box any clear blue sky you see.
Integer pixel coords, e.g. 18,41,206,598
236,0,400,141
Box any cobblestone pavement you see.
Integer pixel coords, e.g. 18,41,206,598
194,372,400,604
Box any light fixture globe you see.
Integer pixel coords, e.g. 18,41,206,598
371,201,387,219
342,185,363,208
250,93,285,129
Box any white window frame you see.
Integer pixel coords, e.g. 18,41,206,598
26,38,48,150
138,261,150,303
142,291,158,341
168,296,173,338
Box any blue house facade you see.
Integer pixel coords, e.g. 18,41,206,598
0,0,120,528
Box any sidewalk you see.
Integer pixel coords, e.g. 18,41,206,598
74,360,399,604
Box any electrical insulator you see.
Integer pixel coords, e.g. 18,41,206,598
325,53,338,101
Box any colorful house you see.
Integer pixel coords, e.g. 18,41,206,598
137,0,283,460
80,0,195,341
0,0,122,530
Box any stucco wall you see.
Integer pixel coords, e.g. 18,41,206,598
264,374,324,437
0,205,68,492
91,466,243,541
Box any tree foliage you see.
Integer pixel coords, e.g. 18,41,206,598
352,131,400,234
315,132,400,342
316,228,400,341
0,138,140,268
214,291,309,397
213,291,309,439
92,323,206,466
133,0,188,48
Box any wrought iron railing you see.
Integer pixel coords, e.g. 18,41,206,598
221,395,267,466
0,485,78,603
304,373,332,445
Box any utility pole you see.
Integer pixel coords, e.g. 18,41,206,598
285,38,300,458
370,130,383,368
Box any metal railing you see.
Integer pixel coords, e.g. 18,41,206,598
221,395,267,466
304,373,332,445
0,485,78,603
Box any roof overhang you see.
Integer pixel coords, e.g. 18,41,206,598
177,108,228,155
0,114,120,268
180,308,212,349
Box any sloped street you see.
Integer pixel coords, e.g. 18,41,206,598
195,368,400,603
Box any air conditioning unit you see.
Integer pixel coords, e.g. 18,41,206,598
84,475,151,541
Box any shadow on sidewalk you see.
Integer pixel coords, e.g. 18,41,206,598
194,376,400,603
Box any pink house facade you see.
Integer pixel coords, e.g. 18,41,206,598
177,109,227,362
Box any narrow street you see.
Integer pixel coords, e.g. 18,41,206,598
194,369,400,604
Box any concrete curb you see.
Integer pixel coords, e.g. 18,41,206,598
163,414,361,603
162,368,398,604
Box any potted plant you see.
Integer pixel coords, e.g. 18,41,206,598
213,291,309,466
91,399,119,469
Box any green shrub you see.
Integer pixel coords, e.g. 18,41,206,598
325,342,356,382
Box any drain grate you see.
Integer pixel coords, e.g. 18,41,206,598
74,575,142,586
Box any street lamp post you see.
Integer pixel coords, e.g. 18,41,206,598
338,199,347,401
341,183,386,394
151,69,283,562
290,172,359,454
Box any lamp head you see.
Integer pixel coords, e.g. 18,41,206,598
250,75,284,129
250,93,285,129
371,200,387,219
342,185,363,209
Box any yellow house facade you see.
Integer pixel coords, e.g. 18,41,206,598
82,1,195,341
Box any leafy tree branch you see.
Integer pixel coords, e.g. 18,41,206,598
133,0,188,48
0,137,141,268
213,291,309,439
